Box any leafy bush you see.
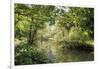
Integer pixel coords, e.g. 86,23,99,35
69,27,89,41
15,43,53,65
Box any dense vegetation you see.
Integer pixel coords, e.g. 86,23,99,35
14,4,94,65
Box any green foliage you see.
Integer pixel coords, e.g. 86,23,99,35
15,43,53,65
69,27,90,41
57,7,94,39
14,4,94,65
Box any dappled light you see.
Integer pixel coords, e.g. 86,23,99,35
14,4,94,65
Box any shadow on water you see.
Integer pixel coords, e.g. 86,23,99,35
56,48,94,62
49,41,94,63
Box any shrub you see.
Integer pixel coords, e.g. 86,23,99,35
15,43,53,65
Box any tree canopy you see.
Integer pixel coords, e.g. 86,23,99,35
14,4,94,65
